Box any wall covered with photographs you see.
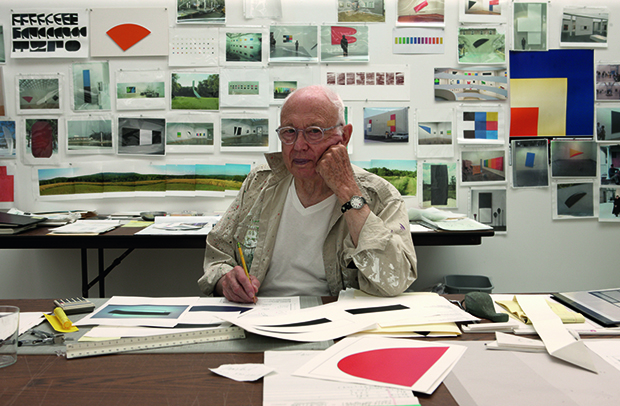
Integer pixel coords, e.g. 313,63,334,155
1,0,619,296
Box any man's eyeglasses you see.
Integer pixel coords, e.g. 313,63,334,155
275,124,343,145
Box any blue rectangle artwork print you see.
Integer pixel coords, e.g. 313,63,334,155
525,152,535,168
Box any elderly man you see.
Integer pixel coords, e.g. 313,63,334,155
199,85,417,303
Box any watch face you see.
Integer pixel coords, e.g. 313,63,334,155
351,195,365,209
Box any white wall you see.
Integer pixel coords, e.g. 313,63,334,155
1,0,618,299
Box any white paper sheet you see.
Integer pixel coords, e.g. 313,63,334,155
584,340,620,372
74,296,199,328
293,336,466,395
444,341,620,406
516,295,598,372
265,350,420,406
210,363,274,382
18,312,45,335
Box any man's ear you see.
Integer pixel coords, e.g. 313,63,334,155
341,123,353,146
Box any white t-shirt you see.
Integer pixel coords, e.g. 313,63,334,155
259,180,336,297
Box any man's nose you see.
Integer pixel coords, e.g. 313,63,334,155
293,130,309,150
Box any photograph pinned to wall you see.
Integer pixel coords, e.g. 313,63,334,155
550,140,597,178
38,163,110,200
96,161,132,197
596,64,620,101
458,26,505,64
116,70,166,111
0,162,16,204
421,161,457,208
177,0,226,24
511,139,549,188
513,1,547,51
352,159,417,198
560,7,608,48
16,74,62,115
23,117,62,166
121,161,166,197
38,166,79,200
270,65,317,104
338,0,385,22
600,144,620,186
459,0,507,23
363,107,409,143
245,0,282,19
268,25,318,63
165,163,196,197
195,162,252,197
397,0,445,26
171,71,219,111
220,68,269,107
220,116,269,152
90,8,168,57
71,62,111,111
322,64,409,101
510,49,594,138
0,120,16,158
596,105,620,142
117,117,165,156
0,26,5,63
36,163,156,200
599,186,620,222
0,67,5,116
469,187,507,233
10,9,89,58
320,25,369,63
415,108,454,158
435,67,507,101
166,114,217,154
169,27,219,67
66,115,113,155
221,28,267,67
456,104,505,145
552,181,595,220
461,148,506,184
273,80,296,102
392,27,444,55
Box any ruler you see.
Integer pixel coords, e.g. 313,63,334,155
65,326,245,359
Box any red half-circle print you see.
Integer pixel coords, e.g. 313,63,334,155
106,24,151,51
337,347,449,387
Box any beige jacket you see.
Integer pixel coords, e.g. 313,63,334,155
199,152,417,297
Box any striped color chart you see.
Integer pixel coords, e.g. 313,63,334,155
393,27,444,54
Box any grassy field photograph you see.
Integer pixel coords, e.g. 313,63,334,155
171,72,219,110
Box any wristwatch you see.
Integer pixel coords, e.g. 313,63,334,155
341,195,367,213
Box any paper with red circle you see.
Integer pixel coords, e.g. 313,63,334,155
294,336,466,395
337,347,449,387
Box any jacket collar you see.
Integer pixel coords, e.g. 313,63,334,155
264,152,291,182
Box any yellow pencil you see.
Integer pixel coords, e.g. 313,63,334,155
237,242,256,303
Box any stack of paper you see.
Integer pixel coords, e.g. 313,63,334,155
0,211,45,234
47,220,121,235
135,215,220,235
341,290,469,338
486,332,546,352
218,289,478,342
